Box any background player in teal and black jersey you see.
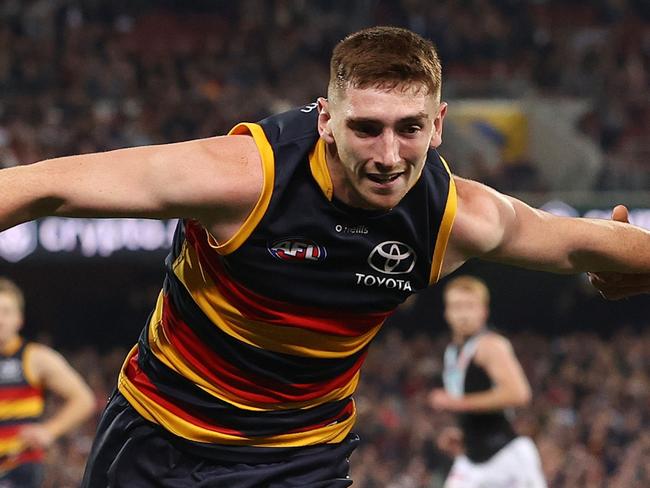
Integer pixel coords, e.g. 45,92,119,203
0,278,94,488
0,26,649,487
430,276,546,488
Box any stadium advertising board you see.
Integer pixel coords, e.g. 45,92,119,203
0,218,178,262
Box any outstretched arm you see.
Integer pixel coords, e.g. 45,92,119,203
442,177,650,285
429,333,531,413
19,344,95,449
0,135,263,236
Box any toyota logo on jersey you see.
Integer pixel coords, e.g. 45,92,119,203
268,238,327,262
367,241,416,274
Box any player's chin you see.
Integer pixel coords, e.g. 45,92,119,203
361,184,408,210
363,193,403,211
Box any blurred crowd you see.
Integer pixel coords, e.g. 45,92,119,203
0,0,648,191
1,1,649,484
0,1,647,487
40,326,649,487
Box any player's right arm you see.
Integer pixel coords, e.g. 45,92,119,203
19,344,96,449
0,135,263,238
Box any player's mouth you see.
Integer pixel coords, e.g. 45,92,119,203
366,172,404,186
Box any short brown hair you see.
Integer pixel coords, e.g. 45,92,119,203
0,278,25,313
444,275,490,305
328,26,442,101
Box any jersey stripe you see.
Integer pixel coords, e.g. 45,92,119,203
158,294,367,404
209,123,275,255
0,398,43,419
165,272,368,384
133,342,355,432
146,296,362,409
187,220,392,335
171,222,387,358
0,386,42,401
308,138,333,200
0,341,44,465
119,348,357,446
430,155,458,284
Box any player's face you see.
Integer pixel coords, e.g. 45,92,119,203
318,85,446,210
0,293,23,344
444,288,489,339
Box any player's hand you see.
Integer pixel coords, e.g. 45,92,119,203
587,205,650,300
18,424,55,449
436,426,464,457
429,388,464,412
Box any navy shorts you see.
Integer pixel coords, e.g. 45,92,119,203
82,392,358,487
0,462,44,488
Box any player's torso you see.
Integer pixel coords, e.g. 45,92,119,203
0,341,43,420
220,103,455,312
443,332,517,462
119,103,455,449
0,340,44,470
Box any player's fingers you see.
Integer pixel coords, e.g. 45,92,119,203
611,205,629,223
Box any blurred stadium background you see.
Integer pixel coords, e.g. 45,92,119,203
0,1,648,486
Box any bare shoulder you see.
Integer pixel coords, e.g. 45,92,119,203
151,134,263,215
475,332,514,364
193,134,262,181
478,332,512,350
24,343,67,383
454,176,503,207
26,342,66,368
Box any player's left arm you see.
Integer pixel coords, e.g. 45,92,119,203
20,344,95,449
443,177,650,298
430,334,531,413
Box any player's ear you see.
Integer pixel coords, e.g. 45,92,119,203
317,97,335,143
430,101,447,148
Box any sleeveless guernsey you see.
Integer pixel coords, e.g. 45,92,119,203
119,103,457,449
443,331,517,462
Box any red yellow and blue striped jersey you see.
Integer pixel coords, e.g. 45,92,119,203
119,104,456,450
0,338,45,471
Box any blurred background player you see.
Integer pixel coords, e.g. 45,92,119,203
430,275,546,488
0,278,95,488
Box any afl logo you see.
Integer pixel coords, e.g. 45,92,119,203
368,241,416,274
268,238,327,262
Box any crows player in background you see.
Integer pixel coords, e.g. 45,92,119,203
0,278,94,488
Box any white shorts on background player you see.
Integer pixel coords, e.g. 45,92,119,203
444,436,546,488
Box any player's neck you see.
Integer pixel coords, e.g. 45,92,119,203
453,327,486,344
0,335,22,355
452,333,467,345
